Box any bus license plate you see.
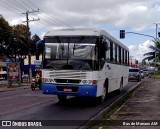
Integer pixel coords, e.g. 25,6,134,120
63,88,72,92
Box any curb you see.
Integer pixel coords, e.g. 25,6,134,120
79,81,142,129
0,84,31,92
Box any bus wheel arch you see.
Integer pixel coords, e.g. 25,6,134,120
98,78,109,103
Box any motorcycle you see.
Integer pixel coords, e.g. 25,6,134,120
31,77,41,91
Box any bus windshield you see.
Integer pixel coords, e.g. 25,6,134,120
43,36,98,70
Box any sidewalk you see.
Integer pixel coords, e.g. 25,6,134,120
104,78,160,129
0,82,30,92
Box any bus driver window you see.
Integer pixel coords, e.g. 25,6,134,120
99,37,106,60
99,37,109,60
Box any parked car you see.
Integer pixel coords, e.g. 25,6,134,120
129,68,141,82
143,69,149,76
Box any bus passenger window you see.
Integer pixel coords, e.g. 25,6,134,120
119,46,121,64
117,45,119,63
110,42,113,62
113,43,116,62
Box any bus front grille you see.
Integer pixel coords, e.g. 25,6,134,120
49,70,91,80
54,79,81,84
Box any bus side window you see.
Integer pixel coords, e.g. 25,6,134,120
105,38,110,62
119,46,121,64
117,45,119,63
110,42,113,62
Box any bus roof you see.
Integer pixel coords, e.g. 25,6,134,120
44,28,129,50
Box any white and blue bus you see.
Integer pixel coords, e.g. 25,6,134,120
40,28,129,103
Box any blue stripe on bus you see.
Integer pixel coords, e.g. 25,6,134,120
42,83,97,97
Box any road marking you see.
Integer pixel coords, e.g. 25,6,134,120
0,99,54,116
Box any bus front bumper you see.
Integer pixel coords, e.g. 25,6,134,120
42,83,97,97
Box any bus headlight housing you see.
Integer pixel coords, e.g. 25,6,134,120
44,78,55,83
81,80,97,85
81,80,92,85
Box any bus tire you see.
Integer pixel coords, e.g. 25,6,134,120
57,95,67,103
118,78,123,93
97,87,107,104
39,86,42,90
97,79,108,103
31,84,35,91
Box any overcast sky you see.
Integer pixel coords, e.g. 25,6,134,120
1,0,160,61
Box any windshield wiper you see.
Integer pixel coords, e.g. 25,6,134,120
46,61,55,68
46,64,54,68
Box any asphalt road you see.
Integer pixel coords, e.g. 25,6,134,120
0,81,140,129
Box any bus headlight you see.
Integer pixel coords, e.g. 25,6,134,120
44,78,55,83
32,78,35,81
81,80,92,85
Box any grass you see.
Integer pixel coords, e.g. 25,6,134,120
151,72,160,78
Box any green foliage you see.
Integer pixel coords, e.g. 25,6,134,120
0,16,41,61
30,34,41,55
12,24,28,41
0,16,11,35
151,72,160,78
0,16,12,56
143,39,160,62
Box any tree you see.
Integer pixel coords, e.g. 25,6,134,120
143,39,160,62
0,16,12,56
30,34,41,55
0,16,41,62
11,24,32,59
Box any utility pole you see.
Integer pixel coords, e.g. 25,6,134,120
154,23,160,39
22,9,40,83
154,23,160,77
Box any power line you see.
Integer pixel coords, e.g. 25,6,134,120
0,1,22,17
38,12,67,29
14,1,67,28
0,1,49,31
21,0,34,10
38,20,62,30
26,0,72,28
40,10,72,28
38,14,65,29
13,0,29,11
0,0,64,33
12,0,64,29
7,0,27,12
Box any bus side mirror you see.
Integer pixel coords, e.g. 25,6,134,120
36,40,44,60
36,47,40,60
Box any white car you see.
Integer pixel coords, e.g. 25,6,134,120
129,68,141,82
143,69,149,76
140,70,144,79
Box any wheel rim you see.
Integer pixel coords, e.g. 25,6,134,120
120,81,123,92
101,87,106,101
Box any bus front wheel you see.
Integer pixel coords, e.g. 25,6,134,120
57,95,67,103
97,86,107,103
118,79,123,93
